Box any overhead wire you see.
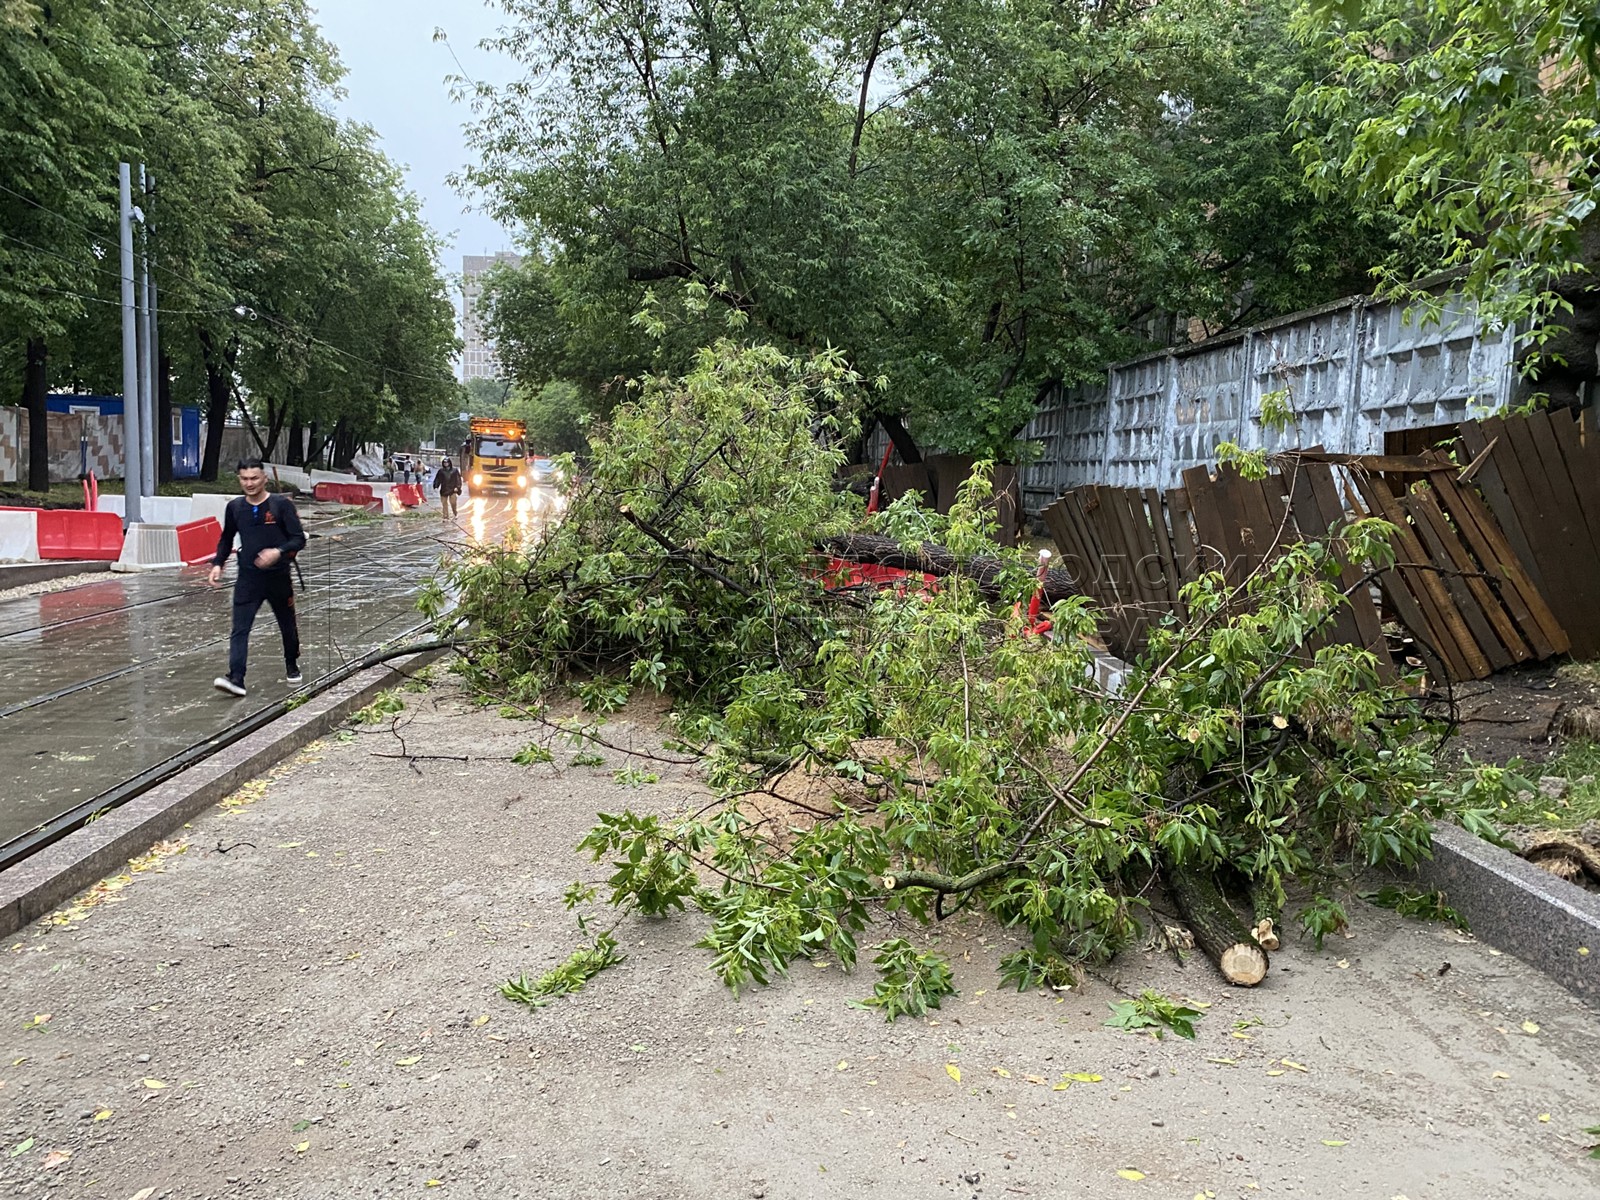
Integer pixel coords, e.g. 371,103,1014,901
3,181,458,388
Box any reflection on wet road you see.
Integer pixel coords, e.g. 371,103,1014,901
0,495,555,848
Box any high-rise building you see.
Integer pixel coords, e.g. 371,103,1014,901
461,252,522,382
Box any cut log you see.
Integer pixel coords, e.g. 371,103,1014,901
1517,836,1600,884
1163,857,1269,987
1248,882,1282,951
819,533,1078,604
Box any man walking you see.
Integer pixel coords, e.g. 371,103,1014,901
433,456,462,519
209,458,307,696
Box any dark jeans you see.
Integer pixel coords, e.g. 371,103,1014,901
229,570,299,683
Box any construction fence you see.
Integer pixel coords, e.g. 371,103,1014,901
868,289,1520,523
1040,407,1600,679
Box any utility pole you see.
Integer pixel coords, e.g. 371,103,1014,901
137,166,156,497
144,171,160,489
118,163,144,525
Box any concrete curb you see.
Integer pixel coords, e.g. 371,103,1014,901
0,560,112,588
0,649,443,939
1411,821,1600,1007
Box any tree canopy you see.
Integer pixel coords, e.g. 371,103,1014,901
0,0,458,483
1293,0,1600,405
462,0,1390,458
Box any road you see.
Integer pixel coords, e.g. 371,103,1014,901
0,495,545,850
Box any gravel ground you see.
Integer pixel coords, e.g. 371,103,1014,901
0,572,113,604
3,688,1599,1200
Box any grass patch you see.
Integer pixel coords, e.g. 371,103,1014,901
1488,740,1600,830
0,477,287,509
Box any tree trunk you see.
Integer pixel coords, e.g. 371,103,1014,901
286,414,304,466
157,350,174,484
1163,857,1268,986
263,393,286,461
1248,881,1282,951
819,533,1077,604
23,337,49,492
331,416,353,469
877,412,923,464
197,329,236,482
235,385,267,456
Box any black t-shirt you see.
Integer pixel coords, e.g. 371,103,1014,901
213,494,307,574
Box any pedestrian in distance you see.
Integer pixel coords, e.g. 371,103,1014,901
434,456,462,519
209,458,307,697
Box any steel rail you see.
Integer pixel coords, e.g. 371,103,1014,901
0,627,454,873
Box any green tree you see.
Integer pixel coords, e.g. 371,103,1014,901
462,0,1385,459
0,0,151,488
504,380,592,455
1293,0,1600,403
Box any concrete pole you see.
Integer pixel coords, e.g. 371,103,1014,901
137,167,156,497
118,163,144,526
146,172,162,493
149,268,162,487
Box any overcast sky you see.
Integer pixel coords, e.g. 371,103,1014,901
311,0,520,272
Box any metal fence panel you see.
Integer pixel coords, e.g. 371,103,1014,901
1103,357,1169,489
863,290,1518,522
1167,333,1251,484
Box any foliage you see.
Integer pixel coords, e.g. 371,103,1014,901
511,742,554,766
1297,896,1351,950
1105,990,1205,1040
849,939,958,1022
351,690,405,725
425,339,863,709
461,0,1389,458
0,0,457,484
441,339,1487,1016
1477,741,1600,832
1359,885,1469,931
499,932,625,1008
1293,0,1600,369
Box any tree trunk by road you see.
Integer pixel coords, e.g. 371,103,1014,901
198,329,237,482
819,533,1077,604
157,350,174,484
23,337,49,492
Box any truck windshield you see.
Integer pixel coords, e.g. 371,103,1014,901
475,438,525,460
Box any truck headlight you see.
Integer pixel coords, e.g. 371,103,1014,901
472,473,483,486
517,475,528,488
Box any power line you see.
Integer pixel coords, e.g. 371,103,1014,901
134,0,267,123
36,285,240,319
0,181,114,242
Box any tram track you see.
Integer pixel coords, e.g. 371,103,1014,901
0,495,539,869
0,621,450,873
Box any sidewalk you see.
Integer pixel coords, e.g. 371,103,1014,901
2,688,1598,1198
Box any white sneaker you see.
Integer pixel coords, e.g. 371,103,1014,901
213,676,247,697
286,664,303,685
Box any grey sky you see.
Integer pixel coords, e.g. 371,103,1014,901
311,0,520,267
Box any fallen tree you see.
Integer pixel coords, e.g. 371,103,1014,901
819,532,1078,604
431,339,1502,1009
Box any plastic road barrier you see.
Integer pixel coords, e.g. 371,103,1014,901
36,509,124,561
176,517,223,566
392,483,424,507
0,509,40,563
111,524,183,573
312,482,375,505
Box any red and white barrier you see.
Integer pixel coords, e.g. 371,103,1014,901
0,509,41,563
176,517,223,566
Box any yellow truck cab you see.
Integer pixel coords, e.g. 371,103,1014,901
462,417,529,498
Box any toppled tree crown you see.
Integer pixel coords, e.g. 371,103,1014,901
431,340,1503,1015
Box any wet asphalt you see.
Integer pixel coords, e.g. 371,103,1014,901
0,495,547,848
